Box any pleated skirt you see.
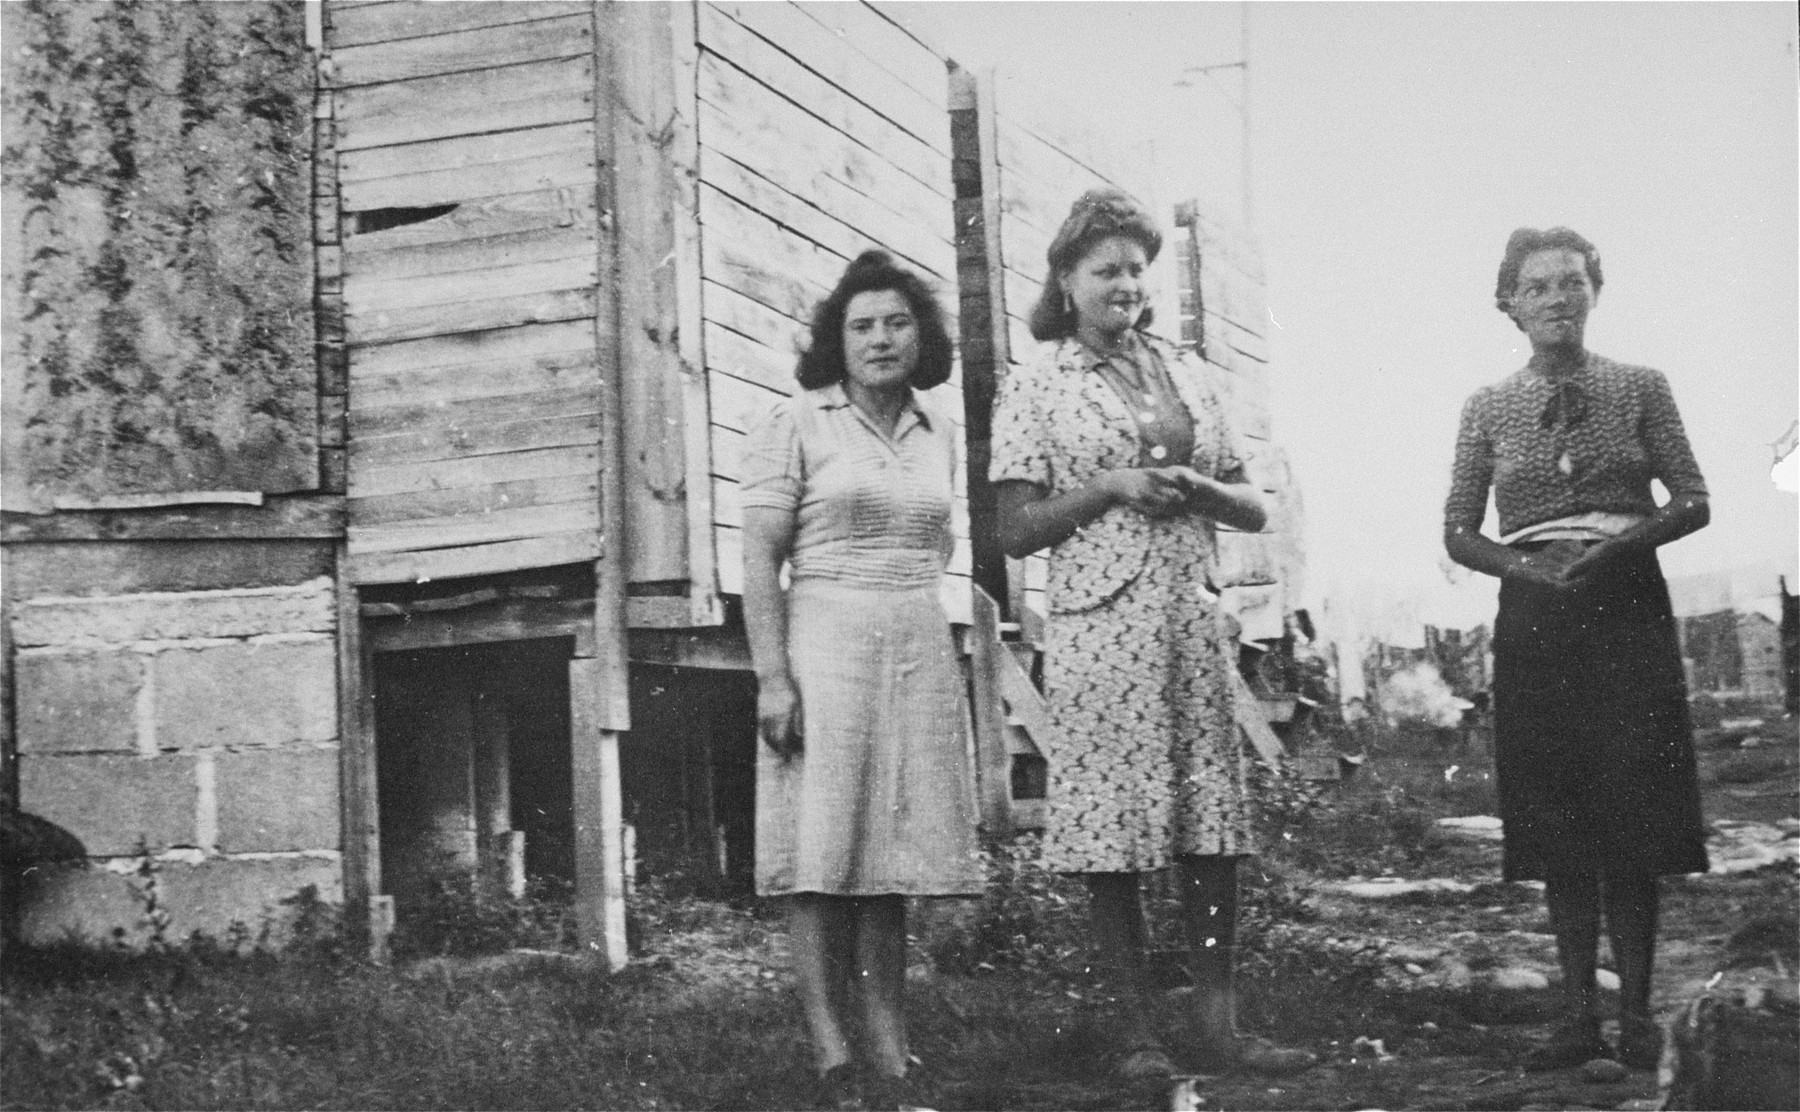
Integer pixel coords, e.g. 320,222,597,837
1491,545,1709,881
754,578,984,897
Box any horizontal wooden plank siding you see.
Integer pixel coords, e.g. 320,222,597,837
329,12,592,87
327,1,591,49
331,3,605,584
692,1,967,615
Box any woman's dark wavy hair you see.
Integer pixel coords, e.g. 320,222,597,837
1028,187,1163,342
1494,226,1604,318
795,250,953,391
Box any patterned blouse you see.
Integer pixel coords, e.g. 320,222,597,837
988,332,1248,613
739,383,956,590
1444,352,1708,538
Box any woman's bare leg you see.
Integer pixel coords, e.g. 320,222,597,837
852,896,910,1080
789,894,856,1073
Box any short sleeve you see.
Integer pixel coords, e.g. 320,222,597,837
739,397,804,513
1639,369,1708,501
1443,390,1494,534
988,362,1052,488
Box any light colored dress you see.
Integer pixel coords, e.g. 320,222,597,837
741,383,984,897
989,332,1252,873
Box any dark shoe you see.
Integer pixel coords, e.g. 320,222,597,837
817,1063,864,1111
1617,1014,1663,1072
1114,1044,1178,1083
1233,1036,1319,1076
862,1071,935,1112
1192,1035,1317,1076
1523,1017,1610,1072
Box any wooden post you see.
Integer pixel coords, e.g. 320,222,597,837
570,0,637,971
334,550,385,958
472,689,516,896
967,587,1013,836
607,0,719,625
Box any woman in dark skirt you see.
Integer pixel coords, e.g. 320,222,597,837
1444,227,1710,1073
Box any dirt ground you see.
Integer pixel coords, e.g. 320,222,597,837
894,713,1799,1112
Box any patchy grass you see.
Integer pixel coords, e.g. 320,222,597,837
3,710,1793,1112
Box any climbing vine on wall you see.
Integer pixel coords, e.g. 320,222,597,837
2,0,315,501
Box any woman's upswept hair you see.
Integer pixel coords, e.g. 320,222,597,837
795,250,954,391
1494,226,1604,316
1028,187,1163,341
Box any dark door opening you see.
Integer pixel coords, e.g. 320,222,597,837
621,664,758,896
372,638,575,920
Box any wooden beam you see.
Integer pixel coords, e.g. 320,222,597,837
668,0,722,628
627,624,752,670
568,656,628,968
334,550,385,958
609,0,695,588
966,586,1012,836
1230,669,1288,770
1,496,346,544
363,595,596,655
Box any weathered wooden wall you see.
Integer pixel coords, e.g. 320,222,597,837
948,66,1300,645
949,69,1183,635
325,0,605,585
0,0,319,507
689,0,972,624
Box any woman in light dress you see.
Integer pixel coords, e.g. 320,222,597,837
742,250,983,1111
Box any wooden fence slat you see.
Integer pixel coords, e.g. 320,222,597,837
707,1,947,156
354,444,600,500
345,531,602,585
350,472,598,527
331,12,593,87
335,55,594,153
348,499,599,555
328,1,591,49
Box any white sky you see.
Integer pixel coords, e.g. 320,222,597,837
894,2,1799,623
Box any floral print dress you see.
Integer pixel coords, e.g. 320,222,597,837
989,333,1254,873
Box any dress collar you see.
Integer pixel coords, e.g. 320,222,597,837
812,382,931,435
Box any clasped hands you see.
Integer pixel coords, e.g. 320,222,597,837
1102,465,1215,518
1510,537,1628,590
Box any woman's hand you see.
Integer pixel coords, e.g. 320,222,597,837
1561,537,1631,586
1099,468,1188,517
757,674,803,759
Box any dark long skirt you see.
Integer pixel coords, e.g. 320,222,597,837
1491,544,1709,881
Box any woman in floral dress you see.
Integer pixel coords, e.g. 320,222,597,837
989,189,1311,1079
